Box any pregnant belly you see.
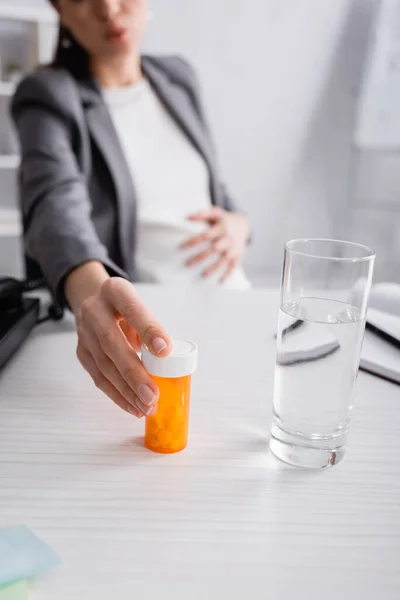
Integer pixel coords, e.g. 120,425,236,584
135,220,250,290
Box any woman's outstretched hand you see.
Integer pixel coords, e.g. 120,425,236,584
66,263,171,418
181,207,250,282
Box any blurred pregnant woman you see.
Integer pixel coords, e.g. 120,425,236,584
11,0,251,418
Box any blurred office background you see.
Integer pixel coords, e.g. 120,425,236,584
0,0,398,286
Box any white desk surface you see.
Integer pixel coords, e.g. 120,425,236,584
0,286,399,600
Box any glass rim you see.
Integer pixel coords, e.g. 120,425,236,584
285,238,376,263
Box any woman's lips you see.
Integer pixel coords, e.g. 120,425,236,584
105,25,127,44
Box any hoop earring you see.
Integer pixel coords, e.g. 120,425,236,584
62,35,71,49
61,27,72,49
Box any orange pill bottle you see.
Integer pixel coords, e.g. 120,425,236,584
141,339,198,454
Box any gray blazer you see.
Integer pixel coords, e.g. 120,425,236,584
11,55,237,304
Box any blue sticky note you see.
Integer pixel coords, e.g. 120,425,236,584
0,526,60,587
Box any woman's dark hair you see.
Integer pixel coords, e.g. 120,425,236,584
52,23,91,79
49,0,90,79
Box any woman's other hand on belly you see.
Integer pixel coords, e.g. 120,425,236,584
180,207,250,282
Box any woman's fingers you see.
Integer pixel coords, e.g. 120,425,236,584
77,343,148,418
186,247,214,267
119,319,141,351
185,231,234,270
100,278,172,356
187,206,224,223
180,224,224,250
84,327,158,416
83,310,160,407
221,258,238,282
78,329,158,417
202,255,228,278
213,236,231,254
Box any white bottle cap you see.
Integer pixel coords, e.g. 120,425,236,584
141,338,198,379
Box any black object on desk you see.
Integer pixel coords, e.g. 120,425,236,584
0,276,64,371
0,297,40,370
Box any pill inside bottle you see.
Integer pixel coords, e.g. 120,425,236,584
141,339,198,454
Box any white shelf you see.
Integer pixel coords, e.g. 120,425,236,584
0,2,56,24
0,155,20,169
0,208,21,237
0,82,16,96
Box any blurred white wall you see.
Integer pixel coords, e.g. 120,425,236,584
143,0,379,283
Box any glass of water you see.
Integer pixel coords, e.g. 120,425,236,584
270,239,375,469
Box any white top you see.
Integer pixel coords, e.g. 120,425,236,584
102,79,250,290
0,286,399,599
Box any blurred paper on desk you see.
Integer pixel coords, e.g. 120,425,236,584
361,328,400,384
360,283,400,384
0,526,60,587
